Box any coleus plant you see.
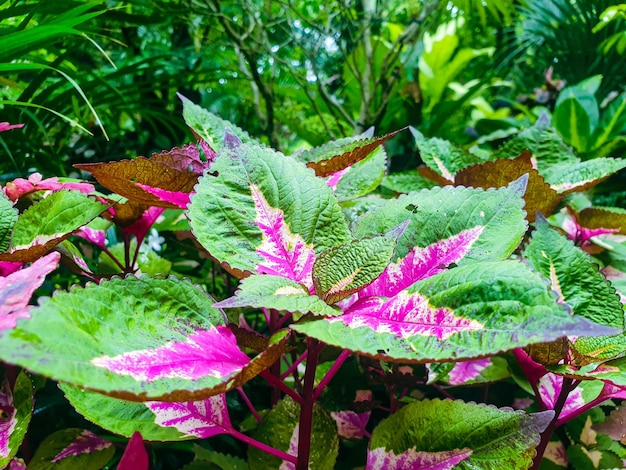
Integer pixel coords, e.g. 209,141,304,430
0,97,625,470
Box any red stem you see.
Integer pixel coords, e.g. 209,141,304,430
281,351,307,380
530,378,577,470
312,349,350,400
237,387,262,423
259,370,302,404
228,429,298,465
296,339,324,470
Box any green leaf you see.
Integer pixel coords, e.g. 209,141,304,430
193,446,247,470
188,141,351,277
0,191,17,253
331,146,387,201
313,236,397,304
247,396,338,470
0,276,259,401
294,261,618,362
553,89,598,152
380,171,437,194
369,399,552,470
61,386,188,441
27,428,115,470
352,178,528,263
179,94,256,152
0,191,106,262
215,275,340,317
524,217,625,361
543,158,626,194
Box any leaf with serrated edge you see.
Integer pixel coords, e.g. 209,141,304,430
251,184,315,288
367,447,472,470
304,130,399,178
332,146,387,201
353,177,528,264
188,140,350,277
524,216,625,361
0,277,288,401
369,399,553,470
314,236,396,304
0,191,106,262
0,252,60,332
544,158,626,194
214,275,340,317
0,191,17,253
146,394,232,439
360,226,483,298
453,151,561,222
294,261,619,362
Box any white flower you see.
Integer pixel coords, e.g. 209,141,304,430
147,228,165,252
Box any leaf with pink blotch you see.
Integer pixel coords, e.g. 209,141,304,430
0,252,60,332
336,291,484,341
367,446,472,470
0,372,33,469
331,390,372,439
360,226,484,298
52,430,112,463
146,394,232,439
117,432,149,470
252,185,316,289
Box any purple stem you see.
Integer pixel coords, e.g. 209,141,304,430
530,377,577,470
313,350,351,401
296,338,324,470
276,311,293,329
122,232,132,272
100,245,126,272
259,370,303,404
268,309,282,405
237,387,262,423
281,351,308,380
228,429,297,465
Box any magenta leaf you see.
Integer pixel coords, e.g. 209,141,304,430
117,431,149,470
360,226,484,298
146,394,232,439
0,378,16,460
252,184,315,289
119,206,165,245
91,326,250,382
3,172,95,202
135,184,191,209
367,447,472,470
0,252,60,332
8,458,26,469
335,291,484,340
447,358,493,385
52,430,112,463
331,390,372,439
0,262,23,277
365,447,472,470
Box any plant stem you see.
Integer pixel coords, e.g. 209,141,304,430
296,338,324,470
228,429,298,465
259,370,302,404
237,387,262,423
530,378,577,470
312,350,350,401
281,350,307,381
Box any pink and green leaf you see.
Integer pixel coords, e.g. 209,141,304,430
544,158,626,194
214,275,340,317
353,178,528,264
0,372,32,469
369,399,553,470
359,226,484,298
251,185,315,288
51,430,112,463
0,252,60,332
313,236,397,304
188,139,350,277
294,261,619,362
27,429,115,470
0,276,275,401
146,394,233,439
331,390,372,439
367,447,472,470
117,432,148,470
327,146,387,201
0,191,107,262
